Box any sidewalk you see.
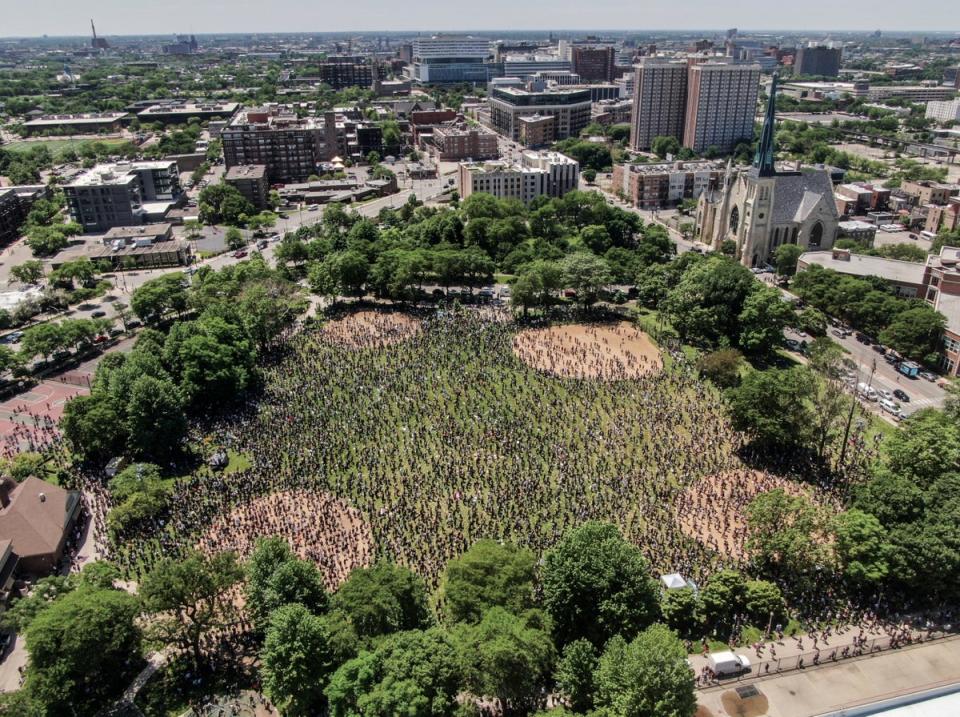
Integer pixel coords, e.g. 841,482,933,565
696,635,960,717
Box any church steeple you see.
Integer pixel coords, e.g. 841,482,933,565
754,73,778,177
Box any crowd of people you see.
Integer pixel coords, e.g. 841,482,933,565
106,310,762,590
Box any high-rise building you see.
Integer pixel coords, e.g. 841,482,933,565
925,98,960,124
221,107,339,184
488,87,592,142
224,165,269,210
629,59,688,151
64,161,182,232
571,46,616,82
683,61,761,154
0,190,27,246
410,35,491,84
458,151,579,203
794,45,842,78
318,56,374,90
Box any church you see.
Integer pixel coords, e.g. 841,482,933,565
696,75,839,268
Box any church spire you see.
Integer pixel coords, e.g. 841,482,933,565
754,72,778,177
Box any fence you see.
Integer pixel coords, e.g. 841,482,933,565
697,628,958,689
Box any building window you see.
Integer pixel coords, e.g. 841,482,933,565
729,206,739,234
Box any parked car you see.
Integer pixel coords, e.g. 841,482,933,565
893,389,910,402
91,310,106,318
706,651,751,677
855,332,871,344
871,344,887,355
880,398,903,418
920,371,937,382
877,388,894,401
857,382,879,401
831,328,851,338
233,250,248,259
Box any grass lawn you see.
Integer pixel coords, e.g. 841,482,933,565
4,138,130,158
224,450,252,475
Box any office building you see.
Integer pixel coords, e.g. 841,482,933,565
410,35,491,84
697,77,839,267
629,58,688,151
430,125,499,161
21,112,129,136
518,115,556,146
137,101,239,125
458,151,579,203
683,61,761,154
319,57,374,90
794,45,842,78
926,98,960,124
613,160,724,209
64,161,182,232
221,107,339,184
225,165,270,210
488,86,591,142
500,57,573,81
571,46,616,82
0,190,27,246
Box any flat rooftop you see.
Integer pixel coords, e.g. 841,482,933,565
66,161,176,187
103,224,172,240
138,102,239,116
225,165,267,180
620,160,725,175
23,112,128,126
799,250,926,286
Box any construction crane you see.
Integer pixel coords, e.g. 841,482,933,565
91,19,109,50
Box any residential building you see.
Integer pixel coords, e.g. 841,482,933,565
518,115,556,147
225,165,270,210
571,46,616,82
612,160,724,209
488,86,591,142
834,183,891,216
794,46,842,78
409,109,460,144
837,220,877,244
925,98,960,124
136,101,239,125
21,111,128,136
925,198,960,235
0,190,26,246
923,246,960,374
458,151,579,203
410,35,491,84
629,58,688,151
697,77,839,267
221,107,339,183
592,99,633,125
319,56,374,90
0,476,81,576
64,161,182,232
683,61,761,154
430,125,499,161
901,180,959,206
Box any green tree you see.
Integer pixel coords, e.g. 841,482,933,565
738,286,794,355
225,226,246,251
651,136,682,159
555,638,598,713
10,260,44,285
198,182,254,225
582,168,598,184
593,625,696,717
726,367,817,450
660,587,701,639
24,586,141,717
696,349,743,388
261,603,338,716
743,580,786,628
60,393,126,465
879,305,946,363
746,489,826,576
882,409,960,489
832,509,892,584
441,540,536,624
125,375,187,462
454,607,555,716
326,627,462,717
130,272,189,323
332,562,432,640
139,550,243,671
699,570,747,635
543,521,660,649
774,244,803,276
663,256,757,346
560,252,612,309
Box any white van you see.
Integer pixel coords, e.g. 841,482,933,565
707,651,751,677
880,399,902,418
857,382,879,401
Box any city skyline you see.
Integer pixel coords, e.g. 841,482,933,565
2,0,959,38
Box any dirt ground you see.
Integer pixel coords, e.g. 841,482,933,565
197,490,373,590
320,310,422,349
677,470,822,560
513,321,662,380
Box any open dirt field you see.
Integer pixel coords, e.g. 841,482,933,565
512,321,662,380
197,490,373,590
677,470,822,560
320,310,422,349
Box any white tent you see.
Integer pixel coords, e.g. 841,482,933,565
661,573,687,590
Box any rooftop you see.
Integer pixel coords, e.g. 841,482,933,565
103,224,172,240
138,101,239,115
66,161,176,188
0,476,79,563
621,160,725,175
225,165,267,180
799,250,926,286
22,111,128,126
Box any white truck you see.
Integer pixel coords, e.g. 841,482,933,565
707,651,751,677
